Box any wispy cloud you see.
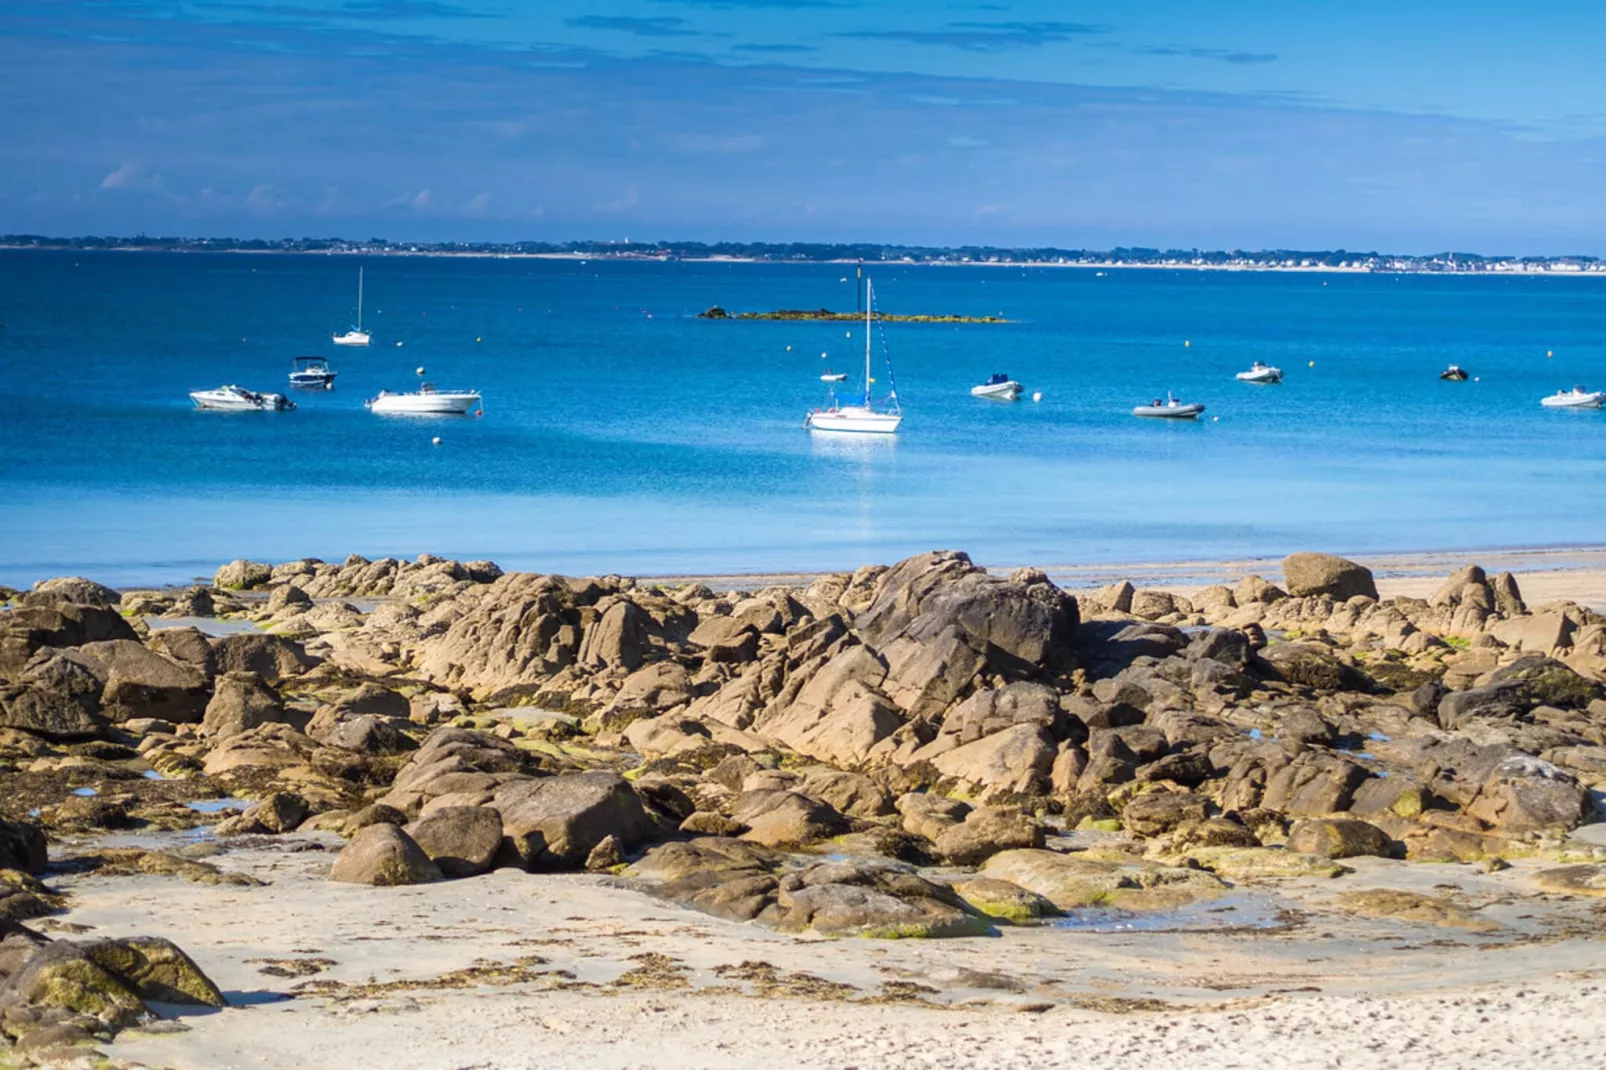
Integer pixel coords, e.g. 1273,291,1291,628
732,43,818,54
566,15,700,38
213,0,504,21
1137,46,1278,65
99,162,165,192
836,21,1105,52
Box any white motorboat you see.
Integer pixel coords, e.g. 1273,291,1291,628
332,266,371,347
820,371,848,383
1235,361,1283,384
1541,386,1606,409
1133,393,1205,419
366,383,482,415
1440,365,1469,381
289,356,336,389
971,373,1023,400
805,278,902,434
190,385,295,411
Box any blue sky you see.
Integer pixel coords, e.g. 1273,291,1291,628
4,0,1606,251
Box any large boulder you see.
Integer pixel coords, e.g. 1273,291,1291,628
33,577,121,607
1286,818,1394,859
578,601,647,671
982,848,1227,911
1121,792,1211,838
73,640,208,723
1281,553,1378,600
209,633,319,683
329,824,442,886
0,935,224,1029
494,772,651,869
201,672,287,740
1465,755,1590,832
853,551,1077,679
930,724,1056,795
0,820,47,874
405,806,504,877
932,806,1043,865
0,603,138,676
214,559,272,590
1257,642,1371,692
731,789,849,848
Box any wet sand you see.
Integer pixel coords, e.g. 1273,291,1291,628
43,830,1606,1070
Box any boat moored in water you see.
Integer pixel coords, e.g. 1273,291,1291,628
806,278,902,434
289,356,337,389
1441,365,1470,381
190,385,295,411
1235,361,1283,384
820,371,848,383
366,383,482,415
1541,386,1605,409
1133,393,1205,419
332,266,372,347
970,373,1023,400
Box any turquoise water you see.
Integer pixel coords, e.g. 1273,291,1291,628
2,250,1605,587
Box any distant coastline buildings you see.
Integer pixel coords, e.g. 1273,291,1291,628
1,234,1602,274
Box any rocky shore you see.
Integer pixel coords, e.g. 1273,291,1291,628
1,549,1604,1067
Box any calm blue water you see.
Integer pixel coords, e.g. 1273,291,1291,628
2,250,1605,587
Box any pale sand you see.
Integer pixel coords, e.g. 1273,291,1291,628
646,545,1606,612
44,832,1606,1069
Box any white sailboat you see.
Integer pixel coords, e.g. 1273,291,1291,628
332,266,371,347
805,279,902,434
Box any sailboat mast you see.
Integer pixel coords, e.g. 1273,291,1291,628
863,279,872,407
357,266,364,332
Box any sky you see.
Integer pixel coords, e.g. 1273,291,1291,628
4,1,1606,252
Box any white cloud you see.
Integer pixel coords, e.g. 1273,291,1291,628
100,162,164,192
244,183,287,211
593,184,640,214
465,191,491,215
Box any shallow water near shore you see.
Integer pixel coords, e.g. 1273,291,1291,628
4,251,1606,586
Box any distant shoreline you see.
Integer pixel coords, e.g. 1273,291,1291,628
3,243,1603,277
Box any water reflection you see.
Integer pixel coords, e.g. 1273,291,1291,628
807,429,900,461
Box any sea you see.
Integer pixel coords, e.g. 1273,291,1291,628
3,250,1605,589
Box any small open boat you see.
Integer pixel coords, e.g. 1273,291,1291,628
806,278,902,434
366,383,482,415
820,371,848,383
190,385,295,411
1133,393,1204,419
1235,361,1283,384
971,373,1023,400
289,356,336,389
1541,386,1605,409
1440,365,1470,381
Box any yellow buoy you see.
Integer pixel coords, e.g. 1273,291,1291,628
476,337,482,343
786,345,791,351
1308,360,1315,367
1548,350,1554,358
1184,340,1190,348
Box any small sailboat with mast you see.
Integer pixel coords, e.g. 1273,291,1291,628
805,278,903,434
332,266,371,347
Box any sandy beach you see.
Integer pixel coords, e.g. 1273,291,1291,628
61,833,1606,1070
3,546,1606,1069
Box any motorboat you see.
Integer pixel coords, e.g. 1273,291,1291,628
190,385,295,411
970,373,1023,400
332,266,371,347
366,383,482,415
289,356,336,389
1133,393,1205,419
820,371,848,383
1440,365,1470,381
1541,386,1606,409
806,278,902,434
1235,361,1283,384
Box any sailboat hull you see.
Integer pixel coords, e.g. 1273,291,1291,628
806,408,902,434
332,331,370,347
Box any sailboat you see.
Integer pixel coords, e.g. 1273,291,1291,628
805,279,903,434
332,266,371,347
